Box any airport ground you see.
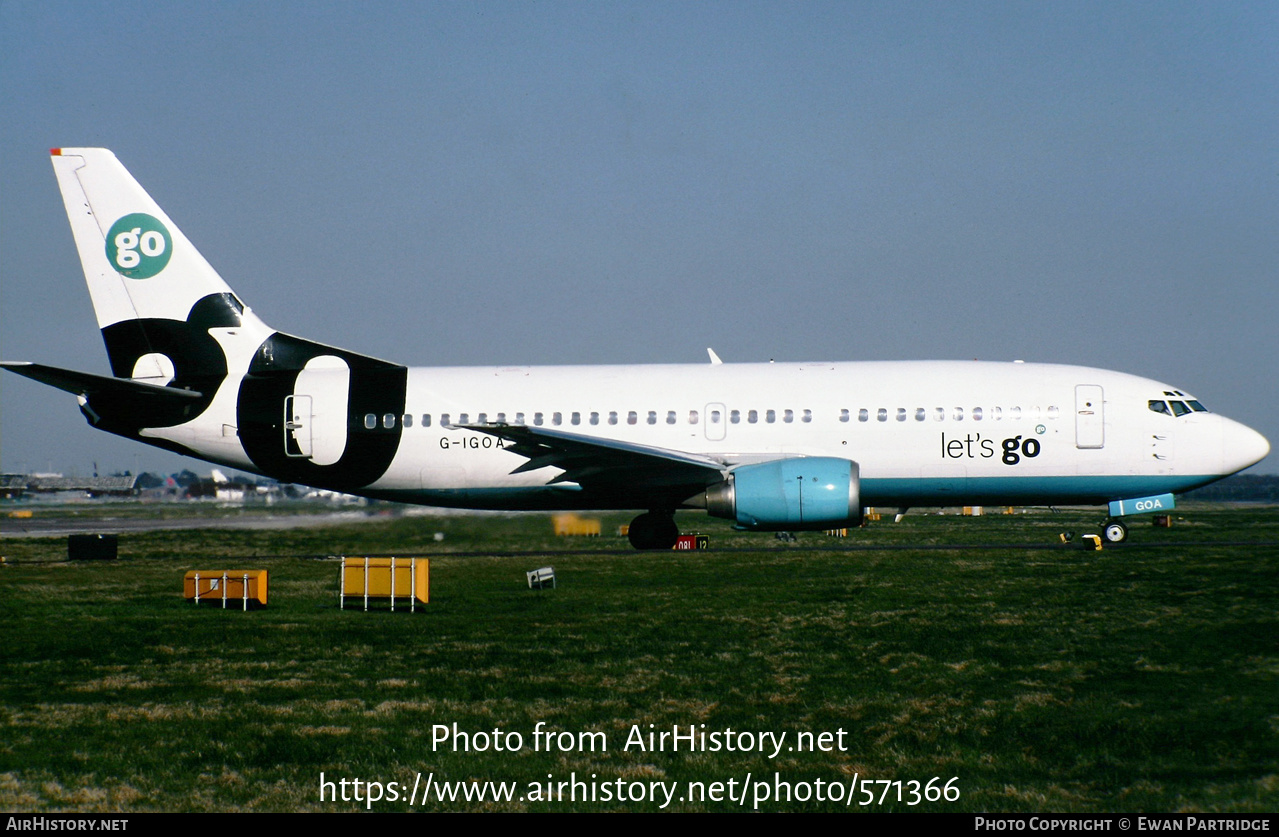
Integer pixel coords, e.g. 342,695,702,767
0,503,1276,812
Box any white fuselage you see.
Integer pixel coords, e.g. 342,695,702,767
144,356,1268,510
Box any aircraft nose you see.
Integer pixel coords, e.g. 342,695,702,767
1221,417,1270,474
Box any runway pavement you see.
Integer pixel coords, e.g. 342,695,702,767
0,508,391,538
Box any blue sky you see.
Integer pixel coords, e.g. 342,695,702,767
2,1,1275,476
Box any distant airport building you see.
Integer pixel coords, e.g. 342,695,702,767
1,473,141,500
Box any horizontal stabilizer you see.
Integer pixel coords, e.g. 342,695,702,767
1,361,203,402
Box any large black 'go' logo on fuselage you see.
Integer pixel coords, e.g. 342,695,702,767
237,332,407,491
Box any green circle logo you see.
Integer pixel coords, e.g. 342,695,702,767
106,213,172,279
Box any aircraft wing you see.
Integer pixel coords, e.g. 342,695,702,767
459,423,728,494
0,362,203,402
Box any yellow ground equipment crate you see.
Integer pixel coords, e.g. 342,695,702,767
341,557,429,611
184,570,268,610
552,513,601,536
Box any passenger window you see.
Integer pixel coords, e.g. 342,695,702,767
765,409,775,423
383,414,396,429
877,408,887,422
647,411,657,425
802,409,811,423
710,410,721,423
1010,406,1021,419
608,411,618,425
858,409,869,422
666,410,677,425
590,412,600,425
458,413,469,425
627,411,637,425
552,412,562,426
730,410,740,424
992,407,1002,421
689,410,699,424
514,412,525,425
571,412,581,425
423,414,432,427
533,412,544,426
402,414,413,428
972,407,982,421
495,412,505,424
748,410,758,424
915,408,926,422
476,413,487,424
441,413,451,428
364,413,377,430
934,407,944,422
952,407,963,422
896,408,906,422
839,409,849,423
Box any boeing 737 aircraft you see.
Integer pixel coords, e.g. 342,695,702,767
3,149,1269,548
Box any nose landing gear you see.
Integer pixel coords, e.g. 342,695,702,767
1102,520,1128,544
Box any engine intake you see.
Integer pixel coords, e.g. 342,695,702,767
703,457,862,530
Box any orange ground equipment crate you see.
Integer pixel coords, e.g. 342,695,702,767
341,557,429,611
184,570,268,610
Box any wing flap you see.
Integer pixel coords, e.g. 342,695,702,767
458,423,727,494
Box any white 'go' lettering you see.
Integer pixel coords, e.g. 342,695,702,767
114,226,165,268
140,230,165,257
114,229,140,268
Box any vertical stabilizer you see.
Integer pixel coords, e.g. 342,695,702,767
52,148,248,328
49,148,272,382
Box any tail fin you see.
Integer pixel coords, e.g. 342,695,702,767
49,148,273,383
23,148,407,480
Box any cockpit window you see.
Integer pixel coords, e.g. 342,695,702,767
1151,397,1209,417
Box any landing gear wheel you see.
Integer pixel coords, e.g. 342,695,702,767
1102,520,1128,544
628,511,679,550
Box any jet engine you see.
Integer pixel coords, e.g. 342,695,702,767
702,457,862,530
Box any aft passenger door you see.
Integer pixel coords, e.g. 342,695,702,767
284,395,311,457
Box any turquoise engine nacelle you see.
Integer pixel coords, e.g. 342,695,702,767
704,457,862,530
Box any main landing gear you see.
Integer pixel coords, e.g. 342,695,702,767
628,511,679,550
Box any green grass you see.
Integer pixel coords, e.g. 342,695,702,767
1,506,1277,811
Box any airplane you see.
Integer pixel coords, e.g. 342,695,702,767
2,148,1269,549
